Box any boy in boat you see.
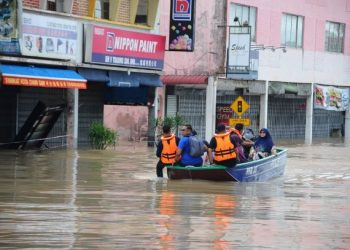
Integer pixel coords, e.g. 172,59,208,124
229,123,254,163
156,125,180,177
207,124,237,167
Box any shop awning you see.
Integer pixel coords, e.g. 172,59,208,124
160,75,208,85
108,71,162,87
77,68,109,82
0,64,87,89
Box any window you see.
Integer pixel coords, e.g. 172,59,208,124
46,0,64,12
135,0,148,24
325,21,345,53
281,13,303,48
95,0,110,19
230,3,257,42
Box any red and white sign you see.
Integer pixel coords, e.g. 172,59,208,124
85,25,166,70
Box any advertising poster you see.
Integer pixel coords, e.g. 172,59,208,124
85,25,166,70
21,12,79,60
169,0,195,51
314,84,349,111
0,0,20,55
216,104,233,126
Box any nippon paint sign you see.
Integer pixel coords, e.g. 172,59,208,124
85,24,166,70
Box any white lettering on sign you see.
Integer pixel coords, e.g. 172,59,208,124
112,36,158,53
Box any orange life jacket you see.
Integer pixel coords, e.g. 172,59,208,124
160,134,177,164
214,132,236,161
229,128,242,140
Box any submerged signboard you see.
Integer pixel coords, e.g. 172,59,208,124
314,84,349,111
85,25,166,70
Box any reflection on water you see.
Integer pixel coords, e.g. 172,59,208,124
0,143,350,249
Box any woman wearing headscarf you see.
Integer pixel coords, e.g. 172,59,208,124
249,128,276,160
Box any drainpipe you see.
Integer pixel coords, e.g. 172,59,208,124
205,76,217,142
259,80,269,128
305,83,314,145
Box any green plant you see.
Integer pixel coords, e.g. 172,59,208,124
154,114,185,138
88,122,118,149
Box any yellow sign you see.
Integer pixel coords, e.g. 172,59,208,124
229,118,251,126
230,96,249,116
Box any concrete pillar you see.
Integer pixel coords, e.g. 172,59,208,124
259,80,269,129
305,83,314,145
67,88,79,149
205,76,217,142
345,103,350,145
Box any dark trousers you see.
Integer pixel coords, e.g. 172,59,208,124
157,160,168,177
214,158,237,168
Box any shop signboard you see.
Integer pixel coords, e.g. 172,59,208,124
0,0,20,55
314,84,349,111
169,0,195,51
85,24,166,70
229,118,250,126
227,26,251,75
20,12,79,60
216,104,233,126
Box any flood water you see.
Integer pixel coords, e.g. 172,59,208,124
0,142,349,249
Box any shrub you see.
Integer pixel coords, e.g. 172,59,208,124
88,122,118,150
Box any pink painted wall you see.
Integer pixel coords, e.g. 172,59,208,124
104,105,149,142
228,0,350,54
159,0,227,75
160,0,350,77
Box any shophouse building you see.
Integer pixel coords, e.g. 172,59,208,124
159,0,350,144
0,0,165,148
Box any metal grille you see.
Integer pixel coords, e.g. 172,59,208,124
166,95,177,117
268,97,306,142
313,109,344,137
0,87,17,143
78,83,104,146
175,88,206,139
18,88,67,148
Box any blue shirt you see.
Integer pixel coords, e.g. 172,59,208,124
178,136,203,166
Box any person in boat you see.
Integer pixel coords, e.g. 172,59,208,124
207,124,237,167
249,128,276,160
229,123,254,163
174,124,203,167
156,125,180,177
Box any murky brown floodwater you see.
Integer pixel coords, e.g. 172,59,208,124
0,141,349,249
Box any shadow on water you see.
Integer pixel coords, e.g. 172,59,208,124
0,142,349,249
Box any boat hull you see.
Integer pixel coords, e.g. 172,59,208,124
166,148,287,182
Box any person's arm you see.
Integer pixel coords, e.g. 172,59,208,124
175,137,185,162
242,139,254,146
156,141,163,158
271,146,277,155
207,148,214,164
208,138,216,164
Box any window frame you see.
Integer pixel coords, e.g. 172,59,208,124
230,3,257,42
40,0,73,13
94,0,110,20
281,13,304,48
324,20,345,53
